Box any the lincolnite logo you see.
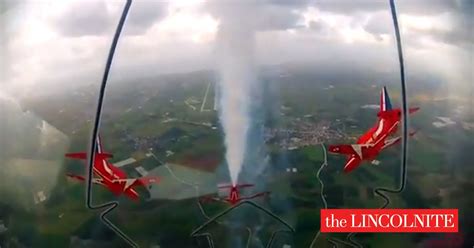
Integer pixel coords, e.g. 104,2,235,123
321,209,458,233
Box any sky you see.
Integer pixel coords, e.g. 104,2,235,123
0,0,472,99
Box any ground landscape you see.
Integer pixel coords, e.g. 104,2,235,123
1,64,473,247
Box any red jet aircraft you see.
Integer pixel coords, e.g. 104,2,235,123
65,136,159,201
202,184,270,205
328,86,419,173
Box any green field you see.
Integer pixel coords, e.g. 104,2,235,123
2,67,473,247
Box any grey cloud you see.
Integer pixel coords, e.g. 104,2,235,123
411,0,473,48
364,11,392,36
205,1,309,31
308,20,324,31
439,0,473,47
314,0,458,15
257,5,305,30
5,0,469,99
123,1,167,35
427,13,472,48
52,1,113,37
434,29,473,48
0,0,20,15
264,0,315,7
315,0,386,14
397,0,458,15
53,1,167,37
256,30,467,95
360,0,472,48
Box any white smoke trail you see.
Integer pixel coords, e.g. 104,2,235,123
214,3,258,185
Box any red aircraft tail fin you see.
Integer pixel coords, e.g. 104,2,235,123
378,107,420,119
380,86,393,112
379,87,420,115
65,152,113,160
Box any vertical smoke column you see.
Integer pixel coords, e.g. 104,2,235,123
214,2,258,185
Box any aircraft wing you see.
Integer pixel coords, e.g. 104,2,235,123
381,130,417,150
241,191,270,201
65,135,113,161
328,144,372,159
329,118,399,157
65,152,113,160
66,173,105,185
200,195,222,203
111,176,160,190
409,107,420,114
218,183,254,189
110,176,160,185
382,137,401,149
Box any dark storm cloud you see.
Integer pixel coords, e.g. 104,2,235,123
427,22,473,48
434,0,473,47
53,1,167,37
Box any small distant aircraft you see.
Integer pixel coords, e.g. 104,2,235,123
65,135,159,201
328,86,419,173
202,184,270,205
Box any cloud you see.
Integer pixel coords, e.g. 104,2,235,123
0,0,20,15
51,0,167,37
431,0,473,47
364,11,392,36
52,1,113,37
257,5,305,30
308,19,325,31
204,0,309,31
123,1,168,35
361,1,472,49
316,0,386,14
1,0,470,102
315,0,458,15
265,0,314,6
